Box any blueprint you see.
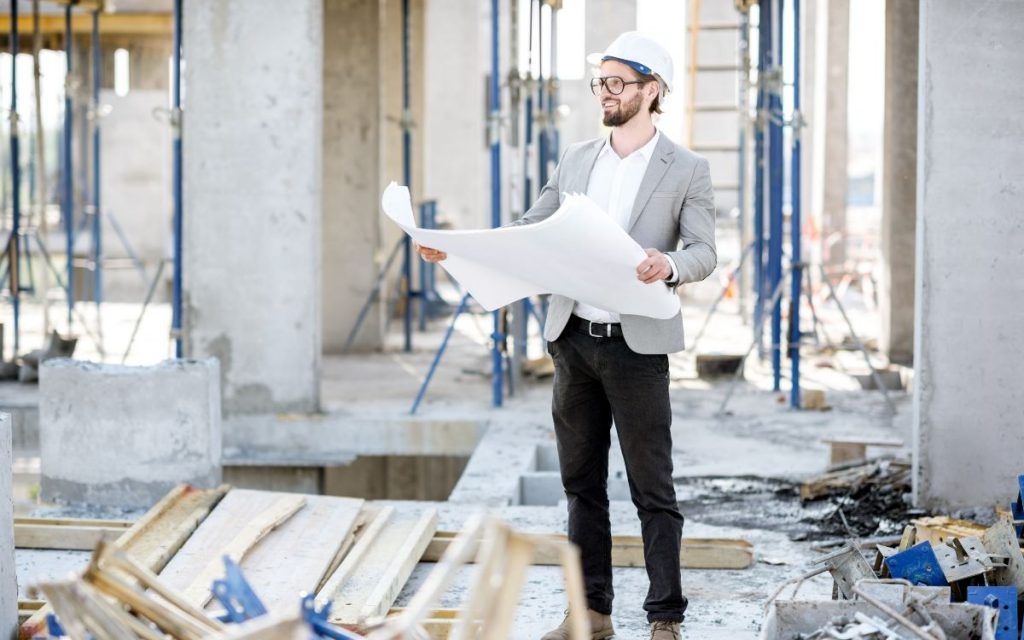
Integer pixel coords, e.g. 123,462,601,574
381,182,680,319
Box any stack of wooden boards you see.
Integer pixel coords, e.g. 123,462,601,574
17,484,755,638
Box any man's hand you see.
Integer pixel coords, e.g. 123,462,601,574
636,248,672,284
415,242,447,263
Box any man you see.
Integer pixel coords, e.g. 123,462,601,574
419,32,716,640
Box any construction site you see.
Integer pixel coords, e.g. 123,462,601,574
0,0,1020,638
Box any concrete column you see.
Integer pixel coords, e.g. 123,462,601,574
0,414,15,640
183,0,322,413
879,0,917,366
913,0,1024,509
39,359,222,509
808,0,849,268
422,0,487,230
322,0,383,353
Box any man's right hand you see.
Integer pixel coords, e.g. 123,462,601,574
414,242,447,263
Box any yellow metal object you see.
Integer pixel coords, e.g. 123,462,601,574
0,13,172,36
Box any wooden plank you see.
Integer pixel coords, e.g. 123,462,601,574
320,508,438,625
20,484,228,640
181,495,305,607
315,504,381,594
421,532,754,570
159,489,364,613
15,517,132,550
912,516,988,545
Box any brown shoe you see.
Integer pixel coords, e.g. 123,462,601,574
540,609,614,640
650,620,680,640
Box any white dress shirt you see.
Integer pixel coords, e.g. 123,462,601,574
573,130,678,324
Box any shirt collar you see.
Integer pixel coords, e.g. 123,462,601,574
599,129,662,161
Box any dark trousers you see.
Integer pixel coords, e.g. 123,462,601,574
549,321,687,623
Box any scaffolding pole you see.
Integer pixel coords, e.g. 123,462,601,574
9,0,22,356
62,3,73,329
170,0,183,357
752,2,767,348
788,0,803,408
400,0,414,353
767,0,784,391
91,9,102,340
489,0,504,408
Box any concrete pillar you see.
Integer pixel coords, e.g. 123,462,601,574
0,414,15,640
878,0,917,366
183,0,322,413
912,0,1024,509
422,1,487,230
322,0,383,353
808,0,849,268
39,359,222,509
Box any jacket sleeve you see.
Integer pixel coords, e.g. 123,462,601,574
666,157,717,284
510,148,568,226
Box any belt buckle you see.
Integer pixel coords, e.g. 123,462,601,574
587,321,610,338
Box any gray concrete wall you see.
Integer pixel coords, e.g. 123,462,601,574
322,0,383,353
39,359,222,509
912,0,1024,509
879,0,917,366
183,0,323,413
0,414,15,640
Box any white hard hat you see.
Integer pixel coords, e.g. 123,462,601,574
587,31,674,94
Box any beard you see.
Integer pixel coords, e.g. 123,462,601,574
602,90,644,127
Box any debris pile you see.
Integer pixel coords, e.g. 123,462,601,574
764,475,1024,639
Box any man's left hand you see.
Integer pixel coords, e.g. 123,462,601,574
636,248,672,284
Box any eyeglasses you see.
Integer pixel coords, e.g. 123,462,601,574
590,76,647,96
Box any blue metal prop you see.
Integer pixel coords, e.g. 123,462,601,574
210,555,268,623
1011,474,1024,537
300,594,365,640
46,612,67,637
883,541,949,587
967,586,1017,640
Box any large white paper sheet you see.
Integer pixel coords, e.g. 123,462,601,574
381,182,680,319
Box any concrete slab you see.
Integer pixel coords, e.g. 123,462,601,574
1,413,16,640
39,358,222,509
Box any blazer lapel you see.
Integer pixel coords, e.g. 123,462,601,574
567,138,605,194
626,135,676,232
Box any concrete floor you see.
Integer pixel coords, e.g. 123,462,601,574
7,274,909,639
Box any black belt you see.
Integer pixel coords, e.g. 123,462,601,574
567,314,624,339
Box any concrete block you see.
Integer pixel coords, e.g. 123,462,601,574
39,359,222,509
0,413,16,640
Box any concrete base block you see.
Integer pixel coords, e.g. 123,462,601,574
40,359,222,509
1,413,16,640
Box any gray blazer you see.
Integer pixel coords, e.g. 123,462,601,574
518,134,717,354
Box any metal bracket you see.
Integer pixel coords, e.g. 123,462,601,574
210,555,268,624
883,541,949,587
967,586,1018,640
813,544,877,600
1011,474,1024,537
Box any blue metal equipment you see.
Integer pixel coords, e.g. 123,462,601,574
788,0,803,408
966,586,1017,640
8,0,22,355
211,556,269,623
63,4,73,328
171,0,184,357
91,10,103,324
488,0,504,408
883,542,949,588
